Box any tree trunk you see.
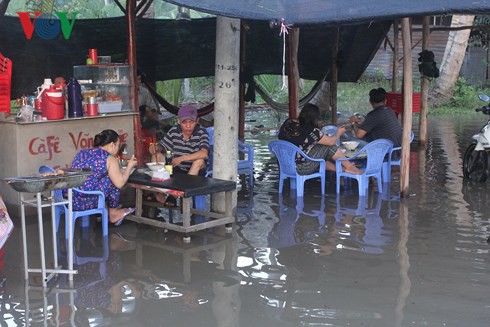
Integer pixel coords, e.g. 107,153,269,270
310,81,331,119
429,15,475,106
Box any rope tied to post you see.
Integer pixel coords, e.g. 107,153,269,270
279,18,293,90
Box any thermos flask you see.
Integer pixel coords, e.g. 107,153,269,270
67,77,83,118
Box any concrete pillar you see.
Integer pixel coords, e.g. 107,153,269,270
213,16,241,212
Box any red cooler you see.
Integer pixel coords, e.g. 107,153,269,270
42,85,65,120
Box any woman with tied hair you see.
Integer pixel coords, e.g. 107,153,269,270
279,103,362,174
70,129,137,225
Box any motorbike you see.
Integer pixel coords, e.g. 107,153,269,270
462,94,490,182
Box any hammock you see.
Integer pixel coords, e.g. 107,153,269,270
144,69,328,115
144,80,214,117
254,71,329,112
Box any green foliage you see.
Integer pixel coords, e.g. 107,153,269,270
429,76,490,115
255,74,286,102
156,77,215,105
156,79,182,106
337,77,391,115
6,0,125,18
448,77,480,109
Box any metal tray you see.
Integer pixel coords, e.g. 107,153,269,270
1,171,92,193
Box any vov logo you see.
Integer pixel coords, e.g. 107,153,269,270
17,12,78,40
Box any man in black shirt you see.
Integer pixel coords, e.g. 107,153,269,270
348,87,402,147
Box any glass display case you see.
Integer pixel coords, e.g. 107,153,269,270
73,64,135,112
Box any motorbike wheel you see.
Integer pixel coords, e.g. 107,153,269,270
463,143,488,182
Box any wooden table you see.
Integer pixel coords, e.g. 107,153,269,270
126,172,236,241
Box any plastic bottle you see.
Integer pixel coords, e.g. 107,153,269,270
120,146,128,168
165,150,173,175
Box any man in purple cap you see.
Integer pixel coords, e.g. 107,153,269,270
149,104,210,205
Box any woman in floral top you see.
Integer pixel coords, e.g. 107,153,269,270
71,129,138,225
279,104,362,175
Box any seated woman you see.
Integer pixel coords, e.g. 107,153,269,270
279,103,362,174
70,129,138,225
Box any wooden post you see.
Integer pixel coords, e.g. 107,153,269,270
330,26,339,124
126,0,144,166
392,20,399,92
419,16,430,146
287,28,299,119
400,18,413,197
213,16,241,212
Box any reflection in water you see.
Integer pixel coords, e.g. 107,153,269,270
2,115,490,326
333,191,393,254
395,198,411,327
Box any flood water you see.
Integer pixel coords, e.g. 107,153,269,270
1,113,490,326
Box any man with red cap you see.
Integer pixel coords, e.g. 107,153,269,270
149,105,210,205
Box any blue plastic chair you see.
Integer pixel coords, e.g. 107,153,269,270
335,139,393,196
39,165,109,240
268,140,326,198
321,125,340,146
382,131,414,183
206,127,255,187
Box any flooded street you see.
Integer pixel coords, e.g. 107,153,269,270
1,113,490,326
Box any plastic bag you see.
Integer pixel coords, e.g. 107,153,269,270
16,105,34,122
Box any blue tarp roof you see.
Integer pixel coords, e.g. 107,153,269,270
165,0,490,25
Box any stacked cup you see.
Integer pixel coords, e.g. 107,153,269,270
87,96,98,116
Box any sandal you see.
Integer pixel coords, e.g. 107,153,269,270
114,207,135,226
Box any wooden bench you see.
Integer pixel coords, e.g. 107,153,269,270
126,172,236,241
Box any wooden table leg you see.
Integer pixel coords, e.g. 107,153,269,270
182,197,191,228
135,188,143,216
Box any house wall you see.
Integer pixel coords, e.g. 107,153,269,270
366,24,488,87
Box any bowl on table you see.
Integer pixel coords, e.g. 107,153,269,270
146,162,165,172
341,141,360,151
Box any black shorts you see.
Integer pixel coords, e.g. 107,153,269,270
173,166,207,177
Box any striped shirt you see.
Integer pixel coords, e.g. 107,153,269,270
159,124,209,172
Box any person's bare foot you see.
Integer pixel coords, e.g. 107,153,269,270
155,193,167,204
109,207,133,224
